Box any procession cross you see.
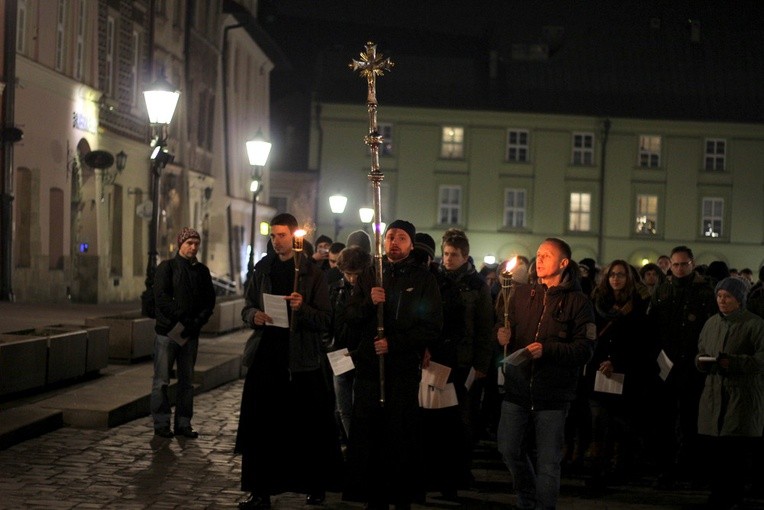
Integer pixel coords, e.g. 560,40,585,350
349,42,394,406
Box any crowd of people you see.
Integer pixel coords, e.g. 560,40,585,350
154,214,763,510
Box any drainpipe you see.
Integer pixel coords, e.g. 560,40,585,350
597,118,611,262
1,0,18,301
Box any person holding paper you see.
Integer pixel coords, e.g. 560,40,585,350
495,238,596,510
695,276,764,510
235,213,340,510
343,219,443,510
327,246,371,441
647,245,716,489
150,227,216,439
584,260,652,492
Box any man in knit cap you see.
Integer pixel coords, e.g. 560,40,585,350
151,227,216,439
344,219,443,509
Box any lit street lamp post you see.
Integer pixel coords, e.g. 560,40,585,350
245,132,271,288
329,194,347,241
140,76,179,317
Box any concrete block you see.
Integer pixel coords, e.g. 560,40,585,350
0,406,63,450
85,313,154,363
48,324,110,374
39,328,88,384
0,334,47,396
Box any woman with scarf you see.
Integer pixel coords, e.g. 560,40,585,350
584,259,654,492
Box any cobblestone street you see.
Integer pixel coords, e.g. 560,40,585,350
2,377,762,509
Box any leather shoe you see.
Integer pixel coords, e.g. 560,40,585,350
238,493,271,509
154,426,174,438
306,491,325,505
174,426,199,439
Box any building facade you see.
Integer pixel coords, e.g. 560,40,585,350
2,0,274,303
313,103,764,270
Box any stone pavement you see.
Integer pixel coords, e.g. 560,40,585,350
3,376,763,510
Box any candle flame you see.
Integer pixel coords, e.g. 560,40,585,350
293,229,307,251
502,256,518,276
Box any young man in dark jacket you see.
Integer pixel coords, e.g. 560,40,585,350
496,238,596,510
343,219,443,510
235,213,340,510
151,227,216,439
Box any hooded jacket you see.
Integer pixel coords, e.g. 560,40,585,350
499,267,596,410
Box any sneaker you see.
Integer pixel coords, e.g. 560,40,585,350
174,426,199,439
238,493,271,509
154,426,174,438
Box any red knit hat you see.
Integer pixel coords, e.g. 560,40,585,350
177,227,201,247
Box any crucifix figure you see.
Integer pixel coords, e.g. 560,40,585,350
350,42,395,108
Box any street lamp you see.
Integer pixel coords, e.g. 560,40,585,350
329,194,347,241
245,131,272,287
140,75,179,317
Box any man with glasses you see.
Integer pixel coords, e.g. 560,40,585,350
648,245,716,489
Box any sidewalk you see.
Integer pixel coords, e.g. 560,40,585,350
0,300,249,450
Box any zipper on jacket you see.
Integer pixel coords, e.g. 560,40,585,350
529,288,548,411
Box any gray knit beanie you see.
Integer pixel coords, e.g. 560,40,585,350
715,277,749,308
346,230,372,253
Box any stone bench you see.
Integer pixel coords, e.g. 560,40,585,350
201,297,246,335
1,328,88,386
85,312,154,364
0,333,48,397
47,324,110,374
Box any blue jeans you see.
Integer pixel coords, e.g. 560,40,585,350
150,333,199,430
497,401,568,510
333,370,355,438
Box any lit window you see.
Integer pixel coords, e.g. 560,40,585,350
701,197,724,238
635,194,658,235
638,135,661,168
572,132,594,166
704,139,726,171
503,188,526,228
441,127,464,159
438,185,462,225
569,192,591,232
506,130,529,162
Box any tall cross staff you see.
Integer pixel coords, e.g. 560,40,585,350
350,42,394,406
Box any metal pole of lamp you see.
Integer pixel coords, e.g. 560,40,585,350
140,76,179,316
245,132,271,288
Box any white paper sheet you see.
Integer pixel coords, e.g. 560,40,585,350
657,349,673,381
167,322,187,346
263,293,289,328
327,348,355,376
594,370,624,394
464,366,476,390
503,348,530,366
419,381,459,409
421,361,451,390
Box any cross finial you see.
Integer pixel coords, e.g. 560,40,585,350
349,42,394,105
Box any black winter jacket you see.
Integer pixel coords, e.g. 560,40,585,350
241,252,331,373
500,269,596,410
346,256,443,383
153,254,216,336
433,261,495,374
